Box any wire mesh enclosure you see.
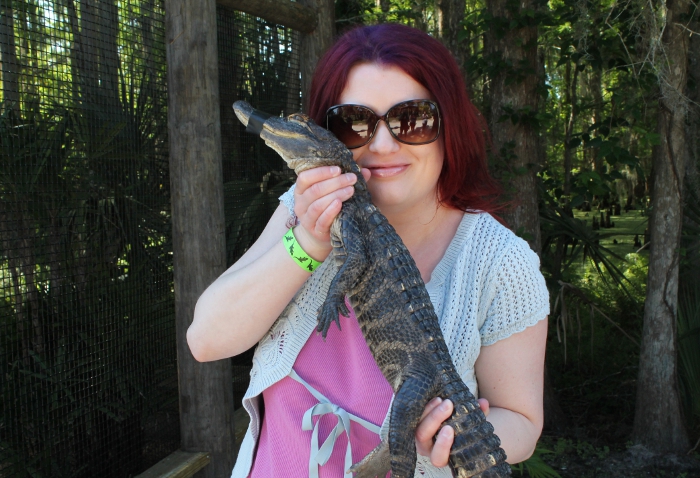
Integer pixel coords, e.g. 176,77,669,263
0,0,177,476
0,0,301,475
218,7,300,265
216,7,301,406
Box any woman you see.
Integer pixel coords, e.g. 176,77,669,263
187,24,550,477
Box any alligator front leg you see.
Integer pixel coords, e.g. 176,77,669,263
317,211,368,337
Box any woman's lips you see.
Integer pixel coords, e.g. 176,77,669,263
366,164,408,178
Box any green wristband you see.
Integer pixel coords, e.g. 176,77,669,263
283,227,323,273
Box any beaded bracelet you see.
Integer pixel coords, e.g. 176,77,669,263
283,227,323,273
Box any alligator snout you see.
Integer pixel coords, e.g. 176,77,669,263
233,100,273,137
232,100,253,127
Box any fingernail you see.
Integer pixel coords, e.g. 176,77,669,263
440,400,451,412
440,426,453,439
345,186,354,195
345,173,356,182
331,166,341,175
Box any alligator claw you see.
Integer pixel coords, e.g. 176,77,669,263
317,295,345,338
348,439,391,478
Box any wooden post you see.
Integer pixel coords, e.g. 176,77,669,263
299,0,335,111
165,1,235,477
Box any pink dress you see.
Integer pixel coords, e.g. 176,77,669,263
249,302,394,478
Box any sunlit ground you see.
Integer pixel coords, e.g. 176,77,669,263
573,208,650,268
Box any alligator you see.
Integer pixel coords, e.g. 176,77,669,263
233,100,511,478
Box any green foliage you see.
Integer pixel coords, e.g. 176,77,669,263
0,1,174,470
557,255,644,364
0,91,174,476
545,245,647,439
551,438,610,461
335,0,443,33
540,200,635,293
223,172,294,265
512,446,563,477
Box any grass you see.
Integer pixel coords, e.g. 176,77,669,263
574,210,649,246
573,208,649,262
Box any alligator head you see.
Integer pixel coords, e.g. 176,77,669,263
233,100,355,174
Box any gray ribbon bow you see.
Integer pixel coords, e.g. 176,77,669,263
288,369,381,478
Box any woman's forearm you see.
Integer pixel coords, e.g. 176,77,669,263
187,205,332,362
187,239,312,362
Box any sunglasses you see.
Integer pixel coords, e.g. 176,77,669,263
324,99,441,149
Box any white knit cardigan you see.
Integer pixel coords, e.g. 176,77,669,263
231,193,550,478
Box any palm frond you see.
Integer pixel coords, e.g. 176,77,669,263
540,204,635,297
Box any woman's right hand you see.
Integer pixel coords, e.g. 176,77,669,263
292,165,370,261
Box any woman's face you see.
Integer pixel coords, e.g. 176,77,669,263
338,63,445,217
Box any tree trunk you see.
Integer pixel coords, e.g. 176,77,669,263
25,2,39,105
589,67,604,175
78,0,100,104
411,0,428,31
67,0,82,103
437,0,471,96
376,0,391,14
165,0,236,475
563,61,578,196
300,0,334,111
486,0,542,253
685,10,700,199
141,0,156,62
632,0,691,453
0,1,19,112
96,0,121,112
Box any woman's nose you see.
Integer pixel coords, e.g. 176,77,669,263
368,120,401,154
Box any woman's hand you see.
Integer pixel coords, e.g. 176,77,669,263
292,165,370,260
415,397,490,467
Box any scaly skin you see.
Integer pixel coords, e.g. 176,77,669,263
233,101,511,478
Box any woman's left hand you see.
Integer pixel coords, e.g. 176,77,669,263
415,397,490,467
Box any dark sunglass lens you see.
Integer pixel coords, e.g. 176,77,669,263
387,101,439,145
326,106,373,148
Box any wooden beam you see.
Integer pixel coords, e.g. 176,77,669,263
217,0,318,34
234,407,250,446
135,451,210,478
300,0,335,111
165,1,235,477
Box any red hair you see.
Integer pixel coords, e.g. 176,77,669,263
308,23,503,215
